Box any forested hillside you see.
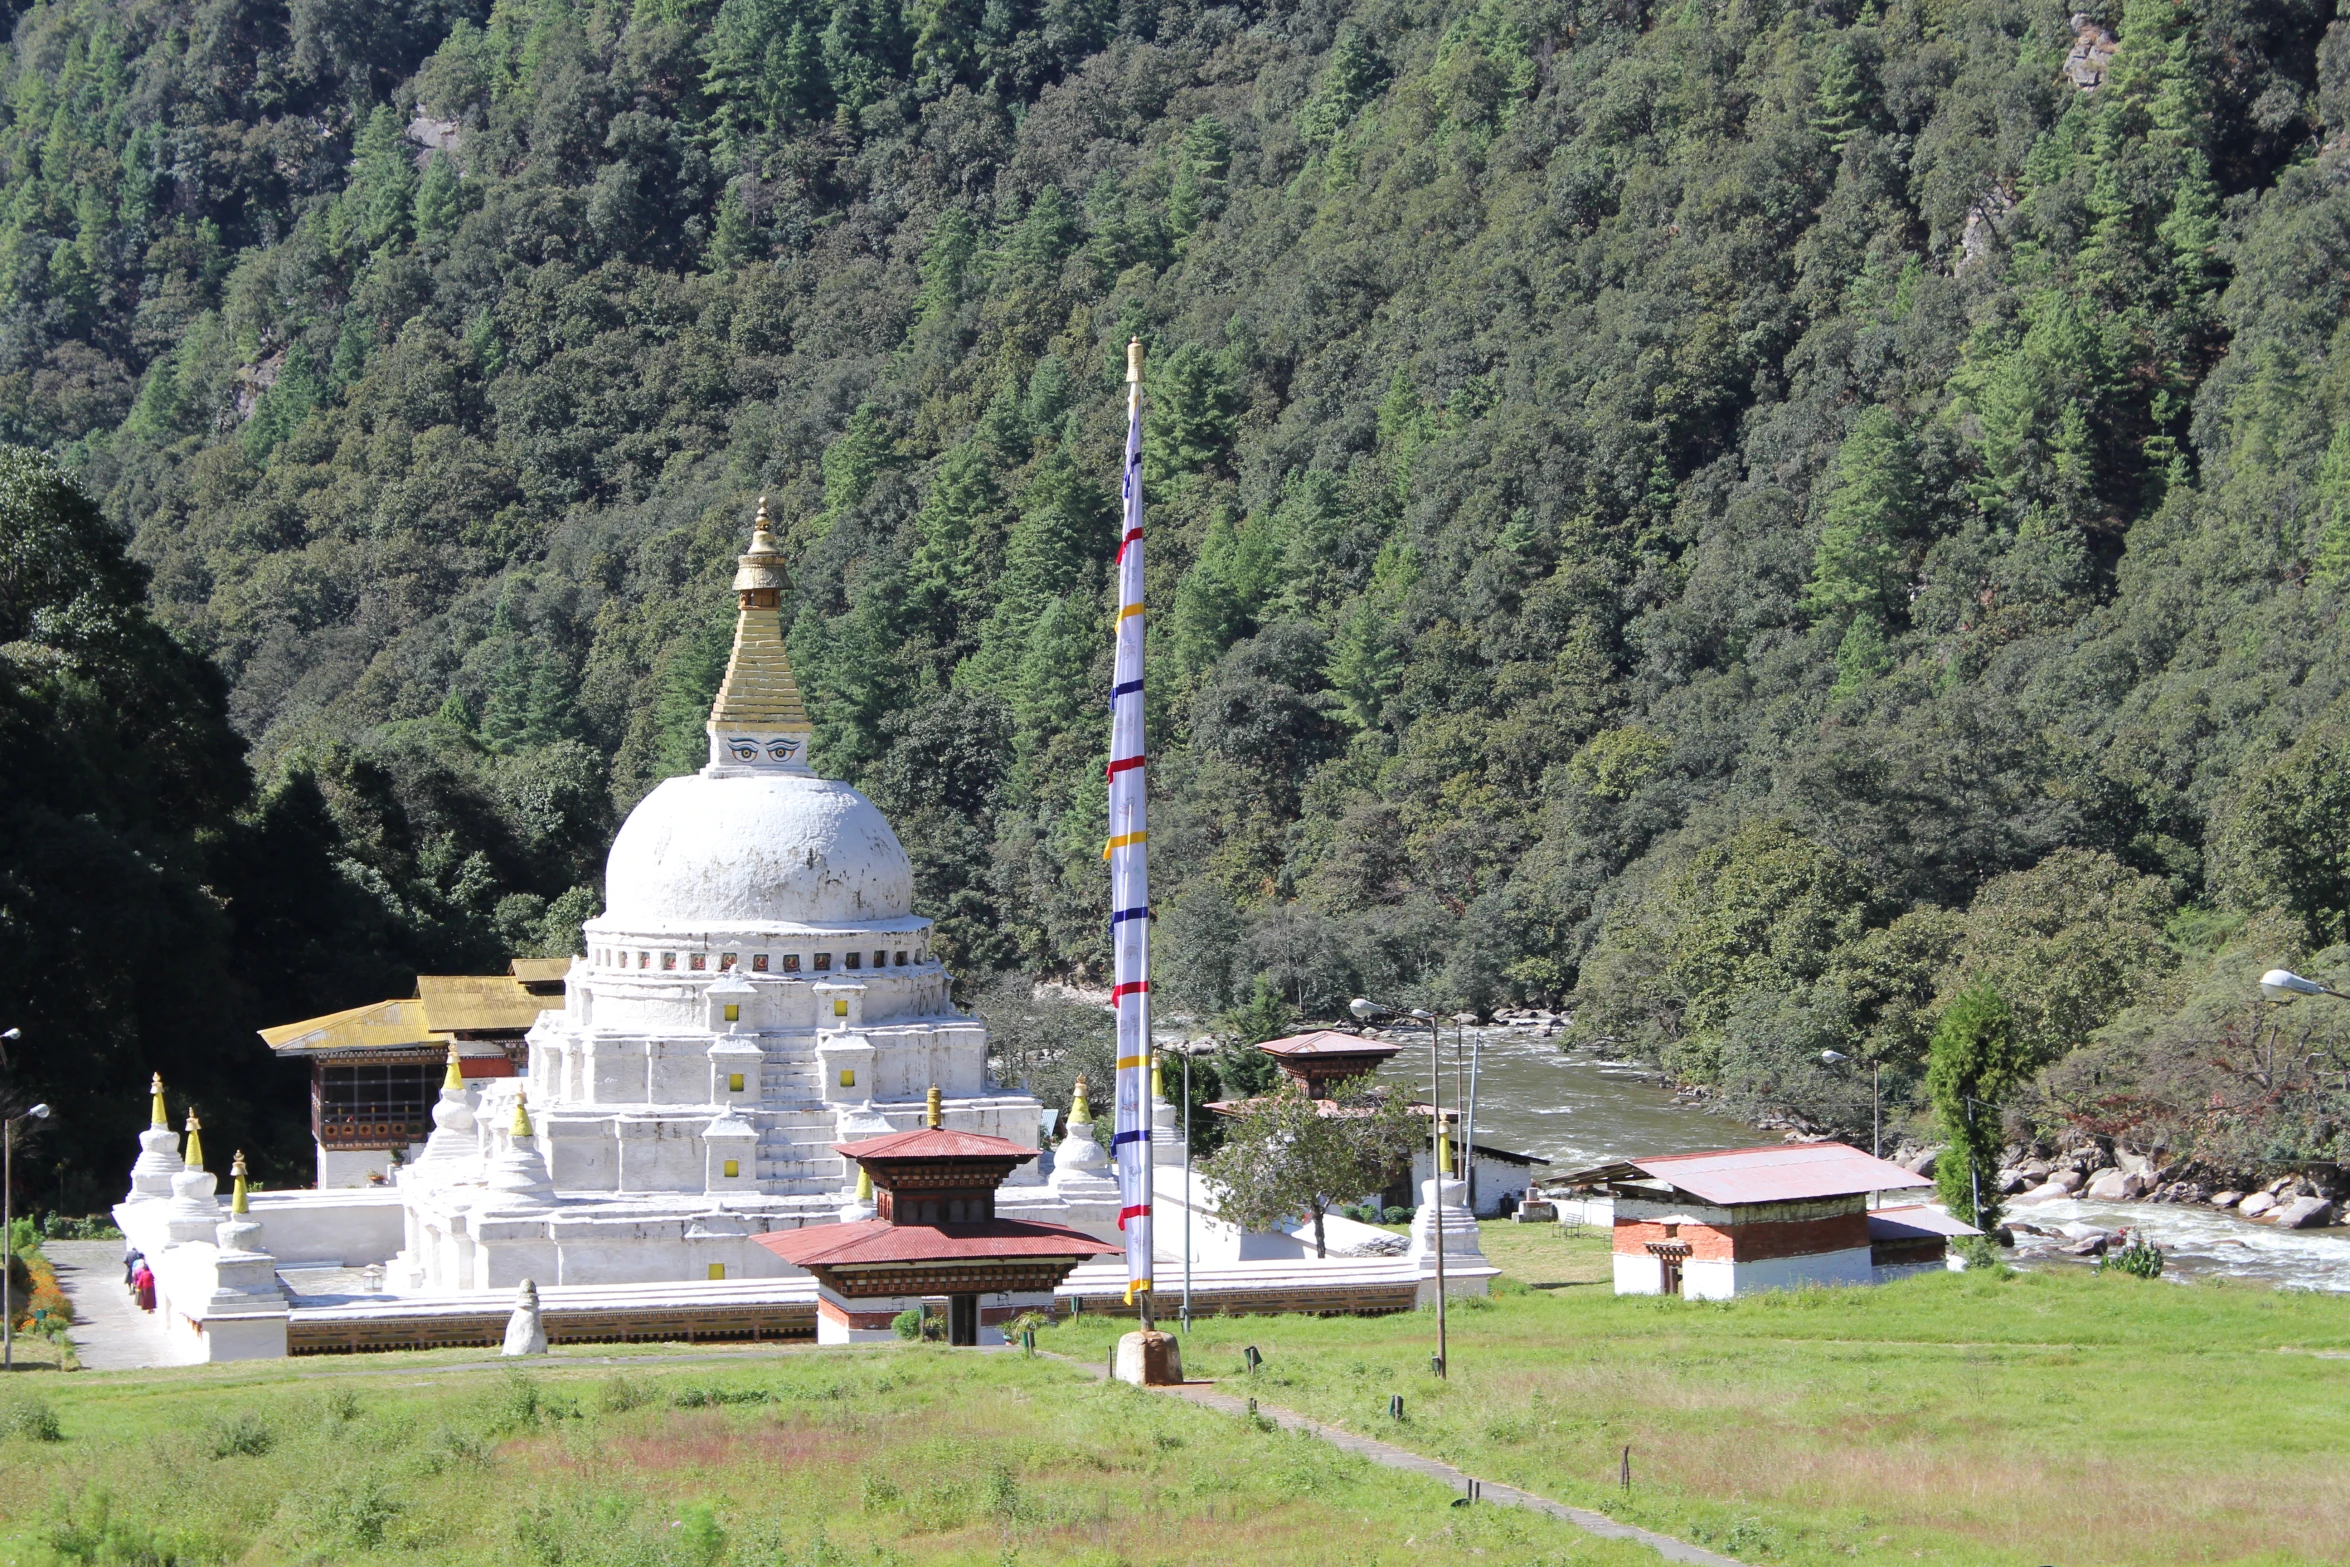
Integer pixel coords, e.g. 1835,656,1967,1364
6,0,2350,1197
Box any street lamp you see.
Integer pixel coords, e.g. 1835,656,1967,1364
4,1099,54,1371
2261,969,2350,1002
1819,1050,1882,1159
1351,997,1448,1378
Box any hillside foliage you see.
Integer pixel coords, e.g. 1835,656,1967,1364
6,0,2350,1190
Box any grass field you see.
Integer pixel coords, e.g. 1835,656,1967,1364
0,1223,2342,1566
1062,1224,2350,1566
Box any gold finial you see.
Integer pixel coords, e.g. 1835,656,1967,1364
150,1073,167,1127
925,1085,942,1129
510,1097,533,1139
443,1047,465,1095
184,1112,205,1172
1151,1055,1165,1103
1437,1127,1454,1176
1127,336,1144,385
854,1165,872,1202
1071,1075,1091,1125
231,1151,250,1215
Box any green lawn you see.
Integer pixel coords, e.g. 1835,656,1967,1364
2,1224,2342,1566
1065,1223,2350,1566
0,1340,1649,1567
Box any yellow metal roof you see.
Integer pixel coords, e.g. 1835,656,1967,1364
259,998,439,1056
508,958,572,987
415,974,551,1034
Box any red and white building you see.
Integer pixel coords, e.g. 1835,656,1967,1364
1562,1142,1979,1299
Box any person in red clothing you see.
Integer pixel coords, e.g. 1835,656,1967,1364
131,1260,156,1312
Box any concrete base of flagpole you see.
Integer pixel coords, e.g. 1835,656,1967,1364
1114,1330,1184,1386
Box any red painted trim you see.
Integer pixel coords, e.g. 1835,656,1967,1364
1106,755,1147,777
1110,981,1149,1002
1117,1204,1152,1229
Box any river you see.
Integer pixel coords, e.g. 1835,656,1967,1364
1364,1022,2350,1292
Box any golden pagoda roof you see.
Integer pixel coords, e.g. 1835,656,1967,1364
415,974,550,1033
259,998,438,1056
709,501,812,735
507,957,572,992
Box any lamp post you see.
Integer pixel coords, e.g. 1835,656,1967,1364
1350,997,1446,1377
4,1099,54,1371
2260,969,2350,1002
1819,1050,1881,1159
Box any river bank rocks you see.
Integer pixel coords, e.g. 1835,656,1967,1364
1989,1138,2346,1230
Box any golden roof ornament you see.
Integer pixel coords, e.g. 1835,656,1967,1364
511,1098,533,1139
1070,1075,1091,1125
854,1165,873,1201
150,1073,167,1128
926,1085,943,1129
231,1151,250,1215
443,1047,465,1095
183,1112,205,1173
707,496,814,768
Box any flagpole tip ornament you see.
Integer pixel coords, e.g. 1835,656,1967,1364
1128,337,1144,384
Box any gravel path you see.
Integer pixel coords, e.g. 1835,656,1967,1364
44,1240,178,1371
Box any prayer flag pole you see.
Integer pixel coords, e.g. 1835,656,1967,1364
1109,336,1155,1327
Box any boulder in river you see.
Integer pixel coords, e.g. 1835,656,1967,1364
2208,1190,2243,1209
2238,1191,2278,1219
2086,1169,2148,1201
2274,1196,2336,1230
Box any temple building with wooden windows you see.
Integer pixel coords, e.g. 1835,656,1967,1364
1560,1142,1979,1299
261,961,568,1188
757,1090,1117,1345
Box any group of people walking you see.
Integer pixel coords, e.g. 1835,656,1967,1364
122,1244,154,1312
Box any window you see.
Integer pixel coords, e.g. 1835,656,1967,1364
845,951,861,970
722,1159,739,1178
720,953,737,970
752,954,769,973
895,951,908,967
814,953,832,971
728,1072,745,1092
723,1004,740,1023
873,950,887,970
690,954,706,971
839,1068,855,1088
708,1262,726,1280
833,999,848,1017
783,954,801,973
638,952,650,969
662,953,676,970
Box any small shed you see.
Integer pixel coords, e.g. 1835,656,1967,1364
1559,1142,1976,1299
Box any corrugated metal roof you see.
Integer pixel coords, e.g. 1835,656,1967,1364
1624,1143,1933,1205
508,957,572,989
415,974,550,1034
756,1217,1118,1268
259,998,439,1055
1867,1203,1983,1240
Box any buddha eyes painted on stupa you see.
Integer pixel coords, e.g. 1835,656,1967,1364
725,737,760,760
764,736,802,761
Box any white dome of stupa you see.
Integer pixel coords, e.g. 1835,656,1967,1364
602,771,913,928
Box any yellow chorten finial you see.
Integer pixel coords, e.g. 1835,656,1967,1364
925,1085,942,1129
708,497,813,759
854,1165,872,1202
1437,1125,1454,1176
511,1097,533,1139
443,1048,465,1094
1128,335,1145,386
1151,1054,1165,1103
231,1151,250,1215
183,1112,205,1172
1070,1075,1091,1125
150,1073,168,1127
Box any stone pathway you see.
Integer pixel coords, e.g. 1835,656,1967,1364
1050,1353,1742,1567
44,1241,176,1371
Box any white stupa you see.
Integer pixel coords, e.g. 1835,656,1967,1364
388,503,1101,1291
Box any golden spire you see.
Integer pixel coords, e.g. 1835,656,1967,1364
1151,1054,1165,1103
925,1085,942,1129
1437,1126,1454,1176
1070,1075,1091,1125
150,1073,167,1127
707,498,814,757
183,1112,205,1172
443,1047,465,1095
231,1151,250,1215
511,1098,533,1139
854,1165,872,1202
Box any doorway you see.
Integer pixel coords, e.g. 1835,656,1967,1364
948,1293,979,1346
1659,1258,1682,1297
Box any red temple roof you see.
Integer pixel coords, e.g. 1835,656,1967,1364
757,1218,1118,1269
833,1127,1039,1164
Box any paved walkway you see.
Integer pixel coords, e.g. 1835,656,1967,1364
1049,1353,1741,1567
45,1241,176,1371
